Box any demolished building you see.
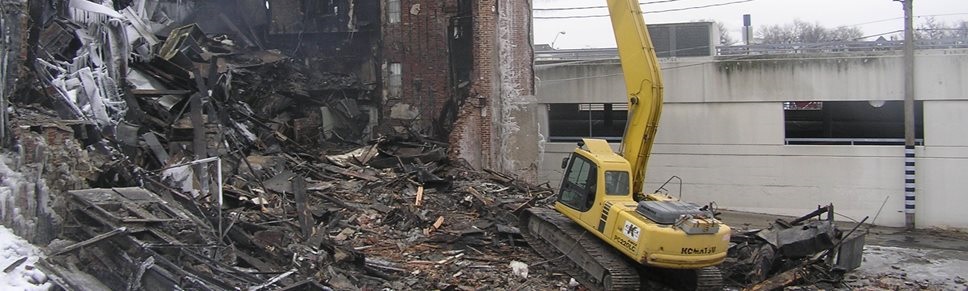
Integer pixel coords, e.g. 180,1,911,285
0,0,545,289
2,0,536,240
0,1,878,290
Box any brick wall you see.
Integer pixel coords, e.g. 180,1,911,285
381,1,456,136
379,0,535,174
494,0,537,180
448,0,535,175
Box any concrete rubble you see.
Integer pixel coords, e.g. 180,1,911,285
0,0,900,290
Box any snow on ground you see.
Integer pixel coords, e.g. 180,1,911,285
0,225,51,291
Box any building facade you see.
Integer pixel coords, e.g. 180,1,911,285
528,42,968,230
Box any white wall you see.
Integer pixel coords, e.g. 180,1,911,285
532,49,968,229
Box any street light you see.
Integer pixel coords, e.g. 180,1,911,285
550,31,566,49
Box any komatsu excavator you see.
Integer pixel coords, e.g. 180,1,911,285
519,1,731,290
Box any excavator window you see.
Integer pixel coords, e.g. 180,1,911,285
558,156,597,212
604,171,629,196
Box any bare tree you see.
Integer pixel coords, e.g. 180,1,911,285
759,23,795,44
829,26,865,41
694,19,736,45
957,21,968,39
715,21,735,45
916,17,968,40
918,17,948,40
757,20,863,44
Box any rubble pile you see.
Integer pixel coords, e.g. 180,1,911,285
722,205,867,290
35,146,565,290
2,1,880,290
3,0,568,290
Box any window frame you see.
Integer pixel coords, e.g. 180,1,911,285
387,0,401,24
387,62,402,99
548,103,628,142
783,100,925,146
558,155,598,212
604,171,630,196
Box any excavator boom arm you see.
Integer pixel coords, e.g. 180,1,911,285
607,0,664,195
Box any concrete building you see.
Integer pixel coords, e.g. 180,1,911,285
526,37,968,230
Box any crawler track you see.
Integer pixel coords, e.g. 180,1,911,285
520,208,640,290
520,207,723,291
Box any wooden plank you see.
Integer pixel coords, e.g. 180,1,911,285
414,185,424,207
467,187,492,206
321,165,379,182
745,265,804,291
293,175,313,238
357,144,380,165
48,227,128,257
433,216,445,229
424,216,445,235
3,257,27,273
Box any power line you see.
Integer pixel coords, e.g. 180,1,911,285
533,0,755,20
533,0,689,11
827,12,968,28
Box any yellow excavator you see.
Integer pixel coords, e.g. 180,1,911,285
519,1,731,290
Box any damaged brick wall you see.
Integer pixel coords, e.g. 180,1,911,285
1,122,109,244
448,0,495,169
0,0,28,146
448,0,535,180
380,1,456,136
493,0,538,182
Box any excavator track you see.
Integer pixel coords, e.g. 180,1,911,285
520,207,724,291
642,266,723,291
695,267,723,290
520,207,640,291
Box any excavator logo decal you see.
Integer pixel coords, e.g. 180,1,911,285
623,221,641,242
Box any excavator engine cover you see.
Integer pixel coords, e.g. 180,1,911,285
636,201,706,224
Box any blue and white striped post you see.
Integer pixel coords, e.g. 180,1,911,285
904,145,916,229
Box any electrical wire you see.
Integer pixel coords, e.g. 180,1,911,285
847,12,968,28
533,0,755,19
533,0,691,11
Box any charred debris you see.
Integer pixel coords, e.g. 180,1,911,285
724,205,868,290
9,0,556,290
1,0,866,290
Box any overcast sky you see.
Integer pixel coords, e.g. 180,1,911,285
533,0,968,49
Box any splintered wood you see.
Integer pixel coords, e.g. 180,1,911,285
424,216,445,235
414,185,424,207
467,186,493,206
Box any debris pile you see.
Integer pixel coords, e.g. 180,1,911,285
36,161,563,290
723,204,867,290
3,1,878,290
5,0,567,290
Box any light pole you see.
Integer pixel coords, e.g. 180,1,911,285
550,31,566,49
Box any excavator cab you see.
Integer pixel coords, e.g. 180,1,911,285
558,154,599,212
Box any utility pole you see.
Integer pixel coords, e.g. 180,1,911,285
900,0,916,230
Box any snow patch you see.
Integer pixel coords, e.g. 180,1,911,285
0,225,51,290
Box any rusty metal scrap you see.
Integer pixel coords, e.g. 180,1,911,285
723,205,868,290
